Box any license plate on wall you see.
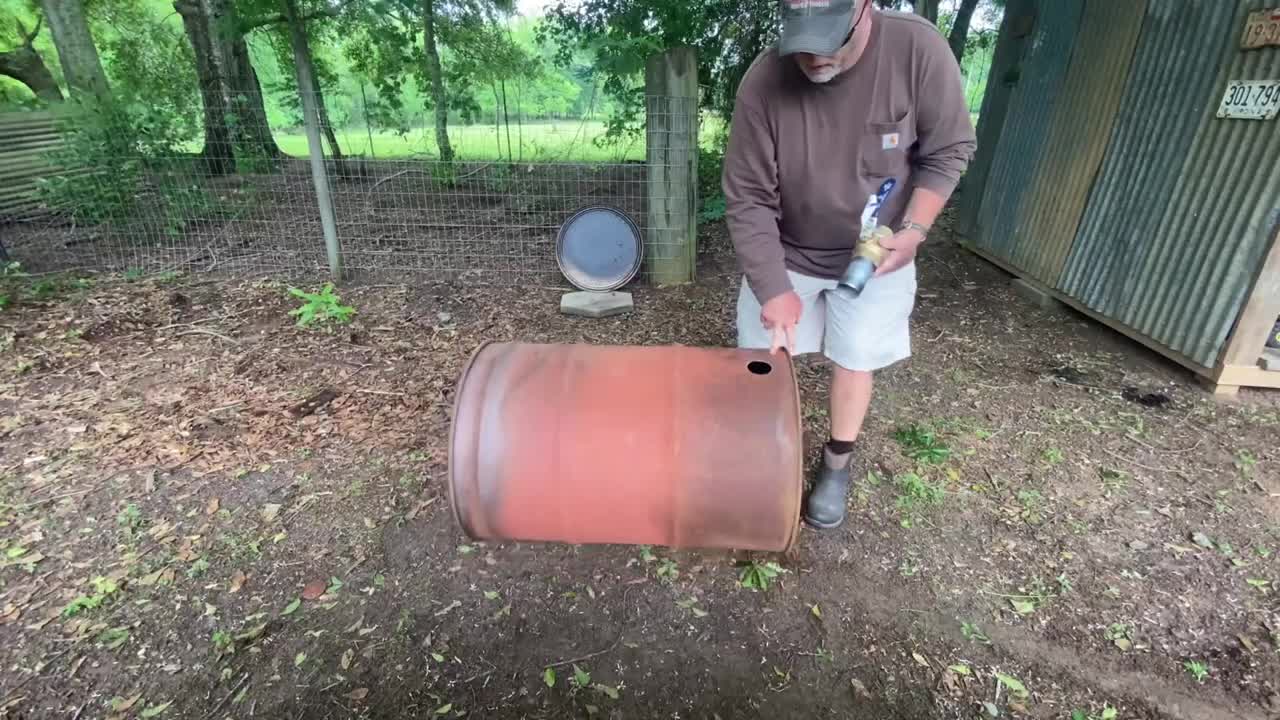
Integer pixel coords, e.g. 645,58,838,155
1241,8,1280,49
1216,80,1280,120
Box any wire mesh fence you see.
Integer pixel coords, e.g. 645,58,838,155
0,90,698,287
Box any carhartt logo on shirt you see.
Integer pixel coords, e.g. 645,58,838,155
882,133,901,150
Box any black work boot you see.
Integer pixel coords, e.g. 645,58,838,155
804,447,852,529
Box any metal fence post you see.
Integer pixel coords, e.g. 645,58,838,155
285,0,342,281
644,47,698,285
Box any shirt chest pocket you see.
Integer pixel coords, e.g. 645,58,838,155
859,114,916,179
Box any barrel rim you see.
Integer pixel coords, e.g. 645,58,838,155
777,350,804,553
447,340,496,540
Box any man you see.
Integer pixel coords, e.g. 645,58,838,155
723,0,976,529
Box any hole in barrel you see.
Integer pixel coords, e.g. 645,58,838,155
748,361,773,376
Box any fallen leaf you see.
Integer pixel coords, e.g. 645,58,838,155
431,652,446,662
911,651,930,668
811,604,822,619
434,600,462,617
345,688,369,701
543,667,556,687
1238,634,1256,653
948,664,971,675
205,498,220,515
110,694,142,712
281,598,302,616
301,580,327,600
483,591,499,600
691,607,709,618
1128,540,1149,551
294,652,307,667
140,701,172,718
1191,531,1214,549
594,683,619,700
1113,637,1132,652
1010,599,1036,615
229,571,246,593
341,648,354,669
261,504,282,522
435,703,453,715
982,701,1000,717
995,672,1028,698
850,678,871,699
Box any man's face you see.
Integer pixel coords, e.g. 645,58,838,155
792,0,861,84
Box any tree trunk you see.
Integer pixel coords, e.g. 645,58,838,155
947,0,981,63
422,0,453,162
204,0,281,160
175,0,235,175
37,0,109,99
913,0,939,25
0,41,63,103
492,83,502,159
500,80,512,164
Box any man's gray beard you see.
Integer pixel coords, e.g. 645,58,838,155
800,65,840,84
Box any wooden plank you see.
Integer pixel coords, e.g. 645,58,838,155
961,240,1218,380
1218,228,1280,367
1215,363,1280,389
644,46,698,285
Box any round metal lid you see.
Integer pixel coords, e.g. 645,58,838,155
555,206,643,291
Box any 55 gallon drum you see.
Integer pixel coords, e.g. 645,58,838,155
448,343,804,551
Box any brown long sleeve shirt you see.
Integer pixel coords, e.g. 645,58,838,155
723,8,977,304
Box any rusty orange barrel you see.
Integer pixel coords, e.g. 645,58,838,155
448,342,803,551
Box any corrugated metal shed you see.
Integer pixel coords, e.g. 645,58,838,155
0,110,66,219
1061,0,1280,365
1008,1,1146,284
962,0,1280,383
970,0,1084,277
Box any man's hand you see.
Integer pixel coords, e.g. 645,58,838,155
874,227,926,277
761,290,802,355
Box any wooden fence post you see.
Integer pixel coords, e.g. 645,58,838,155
284,0,342,282
644,47,698,285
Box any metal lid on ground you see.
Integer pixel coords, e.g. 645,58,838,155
555,206,643,292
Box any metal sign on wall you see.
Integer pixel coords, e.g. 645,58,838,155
1241,8,1280,48
1216,79,1280,120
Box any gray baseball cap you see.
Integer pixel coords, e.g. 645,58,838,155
778,0,858,57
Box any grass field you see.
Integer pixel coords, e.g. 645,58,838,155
273,118,729,162
276,121,647,162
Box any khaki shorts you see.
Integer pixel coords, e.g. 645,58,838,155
736,264,917,372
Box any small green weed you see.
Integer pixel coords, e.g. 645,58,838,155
117,503,143,536
1072,706,1118,720
1104,623,1133,651
961,621,990,644
899,554,921,577
288,283,355,328
893,424,951,465
187,557,210,578
738,560,787,592
655,558,679,584
1042,447,1065,465
894,472,945,527
1100,468,1130,496
1017,489,1045,524
1184,660,1209,683
62,576,121,617
1234,449,1257,477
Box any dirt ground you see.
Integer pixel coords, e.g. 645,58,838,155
1,213,1278,720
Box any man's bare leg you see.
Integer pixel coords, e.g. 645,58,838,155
830,366,873,444
804,365,873,528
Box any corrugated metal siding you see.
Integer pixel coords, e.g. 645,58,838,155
1008,1,1146,284
956,0,1036,238
0,110,67,219
1061,0,1280,366
972,0,1085,266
